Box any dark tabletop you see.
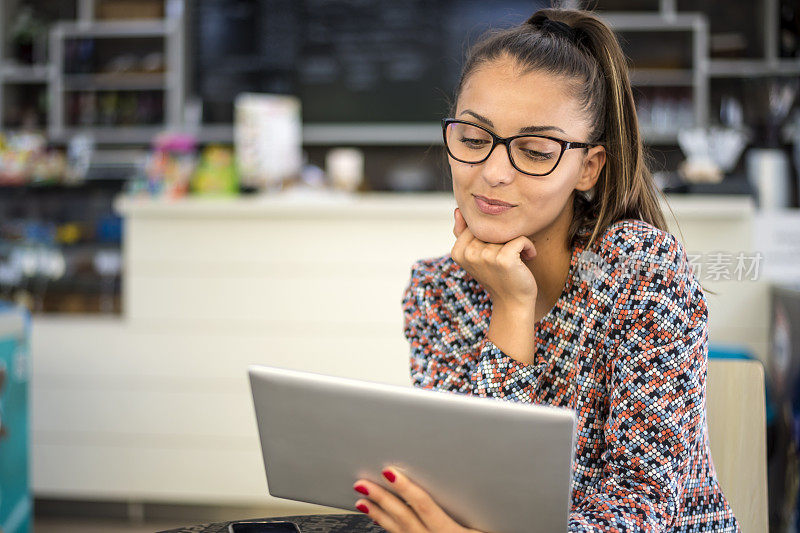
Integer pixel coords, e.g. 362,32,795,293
157,513,387,533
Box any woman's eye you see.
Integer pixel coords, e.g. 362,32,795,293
459,137,489,149
522,150,555,161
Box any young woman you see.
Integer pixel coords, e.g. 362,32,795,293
352,7,740,532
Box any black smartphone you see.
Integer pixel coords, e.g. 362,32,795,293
227,521,302,533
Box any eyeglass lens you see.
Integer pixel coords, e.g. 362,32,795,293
445,122,562,175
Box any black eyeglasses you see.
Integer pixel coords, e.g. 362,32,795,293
442,118,601,177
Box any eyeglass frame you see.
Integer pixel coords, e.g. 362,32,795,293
441,118,602,177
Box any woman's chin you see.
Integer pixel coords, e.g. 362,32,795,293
469,224,518,244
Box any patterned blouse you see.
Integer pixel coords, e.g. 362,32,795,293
402,218,740,532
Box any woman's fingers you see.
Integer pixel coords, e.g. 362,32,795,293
353,475,426,533
451,211,475,264
381,467,454,531
353,468,486,533
452,208,467,238
449,206,538,306
354,497,405,533
501,235,537,263
379,467,462,532
464,237,503,267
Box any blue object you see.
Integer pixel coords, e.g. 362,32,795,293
708,343,755,360
0,303,31,533
95,214,123,244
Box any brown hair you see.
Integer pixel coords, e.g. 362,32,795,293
449,7,669,251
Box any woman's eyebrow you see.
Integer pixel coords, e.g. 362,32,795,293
460,109,567,135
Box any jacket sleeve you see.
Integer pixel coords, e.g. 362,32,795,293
569,230,708,532
402,260,541,403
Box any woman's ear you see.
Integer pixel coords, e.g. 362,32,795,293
576,145,605,192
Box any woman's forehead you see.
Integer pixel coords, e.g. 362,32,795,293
456,58,587,137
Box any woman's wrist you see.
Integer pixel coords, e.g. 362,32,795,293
486,303,538,365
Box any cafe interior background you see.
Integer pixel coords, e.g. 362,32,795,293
0,0,799,531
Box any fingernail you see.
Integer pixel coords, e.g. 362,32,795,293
357,503,369,514
354,485,369,495
382,469,396,483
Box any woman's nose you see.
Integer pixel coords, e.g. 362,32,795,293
481,144,517,187
480,143,517,186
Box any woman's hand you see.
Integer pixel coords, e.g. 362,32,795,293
353,466,484,533
451,207,538,310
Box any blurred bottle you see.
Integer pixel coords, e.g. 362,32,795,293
780,0,800,58
720,95,744,130
326,148,364,192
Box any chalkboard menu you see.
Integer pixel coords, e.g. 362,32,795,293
191,0,544,124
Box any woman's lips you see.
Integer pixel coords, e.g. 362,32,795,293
474,194,515,207
474,194,516,215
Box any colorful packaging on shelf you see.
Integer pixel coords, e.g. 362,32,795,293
191,145,239,196
145,132,197,199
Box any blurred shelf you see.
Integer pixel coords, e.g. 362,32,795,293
0,180,128,191
302,122,442,146
192,124,234,144
0,240,120,250
62,72,166,91
602,11,705,31
45,14,183,141
630,68,695,86
708,59,800,77
50,125,162,144
181,122,445,146
197,122,683,146
53,20,171,38
0,64,52,83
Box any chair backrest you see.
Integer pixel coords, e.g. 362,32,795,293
706,358,768,533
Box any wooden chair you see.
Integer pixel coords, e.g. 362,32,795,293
706,358,769,533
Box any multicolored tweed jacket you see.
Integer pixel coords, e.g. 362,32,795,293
402,218,740,532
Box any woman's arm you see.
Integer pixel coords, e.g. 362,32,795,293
403,261,542,402
486,303,537,365
569,228,720,532
570,327,705,531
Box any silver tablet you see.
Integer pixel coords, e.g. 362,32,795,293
248,365,576,533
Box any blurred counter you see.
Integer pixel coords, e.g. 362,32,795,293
113,190,755,219
113,191,766,359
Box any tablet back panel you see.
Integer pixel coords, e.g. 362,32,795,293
249,365,575,533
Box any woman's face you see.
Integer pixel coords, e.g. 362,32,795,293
450,55,605,246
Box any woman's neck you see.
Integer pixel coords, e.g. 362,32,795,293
524,203,574,323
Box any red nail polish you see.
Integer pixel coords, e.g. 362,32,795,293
382,469,396,483
354,485,369,495
357,503,369,514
